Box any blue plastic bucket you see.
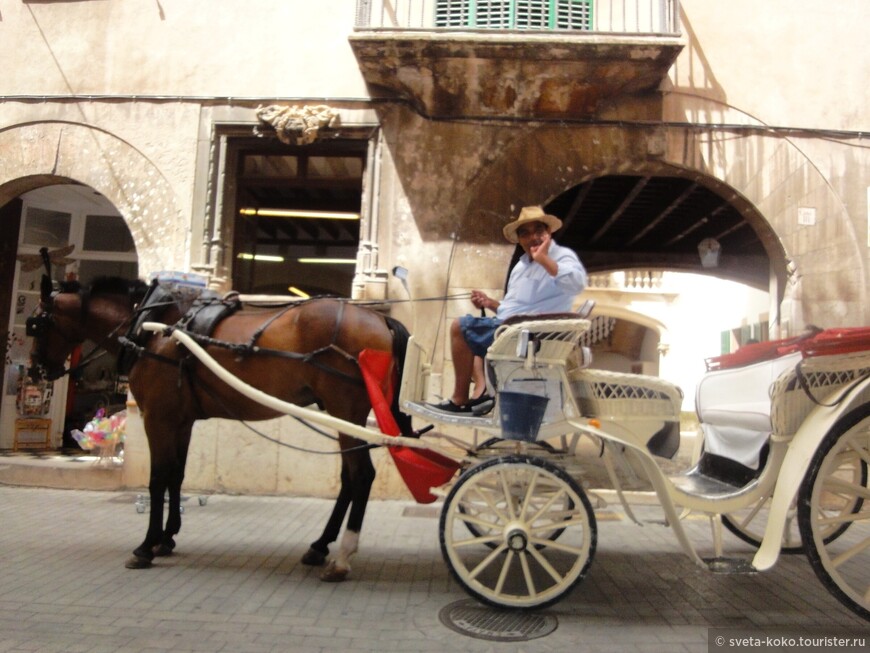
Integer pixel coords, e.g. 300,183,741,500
498,391,549,441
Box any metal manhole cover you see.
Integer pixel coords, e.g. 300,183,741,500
438,599,558,641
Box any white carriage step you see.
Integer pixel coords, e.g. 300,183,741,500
667,469,752,500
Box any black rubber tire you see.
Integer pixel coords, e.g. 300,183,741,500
797,403,870,621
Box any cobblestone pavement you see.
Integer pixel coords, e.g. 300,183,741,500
1,486,867,653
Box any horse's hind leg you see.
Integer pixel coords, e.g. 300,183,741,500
302,464,353,566
320,444,376,582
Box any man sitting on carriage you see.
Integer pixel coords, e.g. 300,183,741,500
430,206,588,413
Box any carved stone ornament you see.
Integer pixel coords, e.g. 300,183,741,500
254,104,341,145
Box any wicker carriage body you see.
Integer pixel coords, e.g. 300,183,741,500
484,318,683,456
770,350,870,436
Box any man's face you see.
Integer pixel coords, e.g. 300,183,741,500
516,221,549,254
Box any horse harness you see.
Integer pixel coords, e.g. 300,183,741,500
118,281,366,388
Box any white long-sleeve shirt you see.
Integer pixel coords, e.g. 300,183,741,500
496,241,587,320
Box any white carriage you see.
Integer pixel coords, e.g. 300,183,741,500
150,316,870,618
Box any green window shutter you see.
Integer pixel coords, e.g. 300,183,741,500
435,0,592,30
556,0,592,30
477,0,510,27
435,0,471,27
515,0,549,29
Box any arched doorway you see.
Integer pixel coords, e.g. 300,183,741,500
1,183,138,451
546,174,779,294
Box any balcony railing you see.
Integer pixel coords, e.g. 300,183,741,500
589,270,675,292
354,0,680,36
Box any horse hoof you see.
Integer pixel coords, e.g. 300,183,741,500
153,543,174,558
301,547,327,567
319,560,349,582
125,555,153,569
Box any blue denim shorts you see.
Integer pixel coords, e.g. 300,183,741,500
458,315,503,357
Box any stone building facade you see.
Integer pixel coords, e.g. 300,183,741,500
1,0,867,496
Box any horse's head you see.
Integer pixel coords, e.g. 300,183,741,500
26,276,146,382
26,277,85,381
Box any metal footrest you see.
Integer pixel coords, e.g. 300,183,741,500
402,400,497,428
668,467,754,500
704,557,758,574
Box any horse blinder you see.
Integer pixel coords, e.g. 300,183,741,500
25,313,52,338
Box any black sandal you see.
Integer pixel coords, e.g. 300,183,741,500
467,393,493,407
427,398,472,413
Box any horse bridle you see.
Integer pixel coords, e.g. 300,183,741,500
25,280,131,382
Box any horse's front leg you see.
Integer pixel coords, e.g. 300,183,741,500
126,467,169,569
154,433,191,557
153,471,183,557
320,446,375,582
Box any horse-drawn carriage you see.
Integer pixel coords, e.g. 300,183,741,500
26,271,870,619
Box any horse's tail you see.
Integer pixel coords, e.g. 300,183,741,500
384,315,415,437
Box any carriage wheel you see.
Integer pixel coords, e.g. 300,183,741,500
722,494,803,553
440,455,596,610
458,483,575,550
797,405,870,620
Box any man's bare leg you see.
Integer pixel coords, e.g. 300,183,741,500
449,318,475,405
470,356,487,400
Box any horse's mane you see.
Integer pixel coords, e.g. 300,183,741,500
88,276,149,299
58,276,150,307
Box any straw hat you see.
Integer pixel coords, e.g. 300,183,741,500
502,206,563,243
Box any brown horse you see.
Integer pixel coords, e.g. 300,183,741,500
27,275,414,580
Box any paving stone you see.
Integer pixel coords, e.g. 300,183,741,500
1,487,868,653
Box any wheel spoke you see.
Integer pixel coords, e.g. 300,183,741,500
739,493,770,527
529,535,587,556
830,535,870,568
519,549,537,598
452,534,503,548
816,509,870,527
848,444,870,468
528,545,566,584
455,508,501,531
834,448,867,469
822,478,870,501
469,543,508,580
497,469,519,520
470,484,510,524
494,550,514,595
527,486,568,525
530,516,587,533
519,468,541,517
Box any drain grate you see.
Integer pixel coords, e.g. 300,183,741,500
438,599,558,641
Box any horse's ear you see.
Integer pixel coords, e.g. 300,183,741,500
40,274,53,303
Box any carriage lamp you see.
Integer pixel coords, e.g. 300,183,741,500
392,266,411,297
698,238,721,268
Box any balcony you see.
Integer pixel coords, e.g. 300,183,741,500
350,0,683,119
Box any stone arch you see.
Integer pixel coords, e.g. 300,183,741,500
0,120,185,275
461,121,867,327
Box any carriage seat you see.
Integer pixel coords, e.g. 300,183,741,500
500,299,596,326
695,350,802,469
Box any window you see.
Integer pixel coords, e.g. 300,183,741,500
231,139,367,297
435,0,592,30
